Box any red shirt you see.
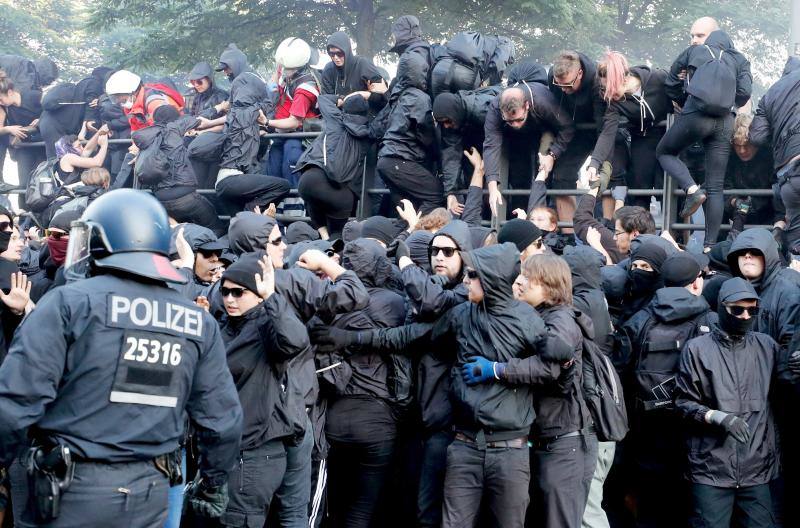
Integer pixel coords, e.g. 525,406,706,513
275,86,319,121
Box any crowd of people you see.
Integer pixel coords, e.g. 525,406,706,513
0,11,798,528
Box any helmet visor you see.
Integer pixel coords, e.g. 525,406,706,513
65,221,92,270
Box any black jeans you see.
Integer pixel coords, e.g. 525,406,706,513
623,131,664,209
376,157,444,215
656,111,734,244
530,432,598,528
417,429,454,527
159,190,225,236
222,440,288,527
441,439,531,528
215,173,291,216
689,482,776,528
187,131,225,189
326,436,397,528
297,167,355,237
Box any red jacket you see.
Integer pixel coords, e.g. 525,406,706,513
125,83,185,131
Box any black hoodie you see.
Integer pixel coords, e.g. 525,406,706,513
665,30,752,112
750,56,800,170
563,246,614,354
188,61,229,117
321,31,382,97
727,228,800,349
547,52,605,126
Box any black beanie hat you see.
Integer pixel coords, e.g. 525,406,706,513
342,95,369,116
432,92,464,127
221,253,262,294
497,219,542,253
661,252,702,287
361,216,402,246
153,104,181,124
630,242,667,273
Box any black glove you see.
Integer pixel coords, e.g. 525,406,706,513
788,351,800,375
309,325,360,352
720,414,751,444
184,477,228,519
386,239,410,265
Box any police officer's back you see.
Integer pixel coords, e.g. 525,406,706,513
0,189,243,527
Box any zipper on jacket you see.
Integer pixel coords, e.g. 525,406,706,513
238,455,244,491
732,337,742,488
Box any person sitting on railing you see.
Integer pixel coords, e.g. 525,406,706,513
185,61,229,118
593,51,672,211
321,31,384,101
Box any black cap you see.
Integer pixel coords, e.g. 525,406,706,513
497,219,542,252
189,61,214,81
285,221,321,245
718,277,760,304
221,253,261,294
172,223,227,254
661,252,702,287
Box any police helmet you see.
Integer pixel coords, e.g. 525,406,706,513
275,38,312,69
65,189,187,283
105,70,141,96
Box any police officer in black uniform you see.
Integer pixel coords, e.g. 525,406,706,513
0,189,243,527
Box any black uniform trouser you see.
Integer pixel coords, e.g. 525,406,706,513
417,429,454,527
529,432,598,528
221,440,287,527
10,457,169,528
159,191,226,237
297,167,355,237
326,436,396,528
656,111,734,244
690,482,776,528
441,438,530,528
376,157,444,215
215,173,291,216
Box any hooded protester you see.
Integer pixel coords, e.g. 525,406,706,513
186,61,229,117
132,105,225,235
388,15,432,85
619,241,667,325
405,230,434,272
658,30,753,246
377,52,442,214
29,209,80,298
621,252,714,528
285,220,321,245
674,277,791,528
0,212,25,361
749,55,800,248
563,245,613,354
592,52,673,209
432,85,503,212
702,239,733,310
321,31,383,97
215,253,311,527
483,72,575,219
296,94,372,239
317,238,407,528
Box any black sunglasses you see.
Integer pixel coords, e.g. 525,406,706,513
221,286,247,298
466,269,479,280
0,221,12,232
328,50,345,59
198,249,222,259
45,229,68,240
269,236,283,247
431,246,457,258
725,304,760,317
553,71,581,88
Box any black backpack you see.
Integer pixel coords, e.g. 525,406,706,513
133,133,169,188
25,159,62,212
686,45,737,117
635,312,711,412
578,316,629,442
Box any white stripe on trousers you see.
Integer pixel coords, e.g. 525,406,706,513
308,458,327,527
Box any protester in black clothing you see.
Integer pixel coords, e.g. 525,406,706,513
621,252,714,528
186,61,228,117
749,56,800,248
593,52,672,209
497,218,546,261
132,105,225,235
563,245,614,355
297,94,372,239
376,52,442,214
548,50,608,226
97,89,131,178
483,81,575,219
659,29,752,246
321,31,383,98
675,277,789,528
702,239,733,311
468,253,596,528
616,241,667,326
432,85,502,215
387,15,432,90
0,211,30,361
0,67,45,196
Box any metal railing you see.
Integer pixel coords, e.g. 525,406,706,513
6,126,776,233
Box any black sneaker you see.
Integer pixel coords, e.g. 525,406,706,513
680,188,707,218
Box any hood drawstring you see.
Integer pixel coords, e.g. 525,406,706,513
631,92,655,133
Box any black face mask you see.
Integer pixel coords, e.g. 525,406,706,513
629,268,660,296
717,304,756,336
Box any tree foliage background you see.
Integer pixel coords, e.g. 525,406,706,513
0,0,791,95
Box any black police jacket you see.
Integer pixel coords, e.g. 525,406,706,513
675,326,783,487
220,292,310,450
0,273,243,485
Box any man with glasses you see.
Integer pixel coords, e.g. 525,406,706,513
548,50,611,228
675,277,798,528
483,81,575,219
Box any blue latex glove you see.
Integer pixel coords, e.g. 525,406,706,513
462,356,498,385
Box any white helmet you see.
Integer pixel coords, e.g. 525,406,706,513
105,70,141,95
275,38,311,69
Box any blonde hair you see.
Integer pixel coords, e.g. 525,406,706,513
552,50,581,78
417,208,451,233
732,113,753,146
82,167,111,188
522,253,573,306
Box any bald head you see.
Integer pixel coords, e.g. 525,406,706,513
499,87,529,129
690,17,719,45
